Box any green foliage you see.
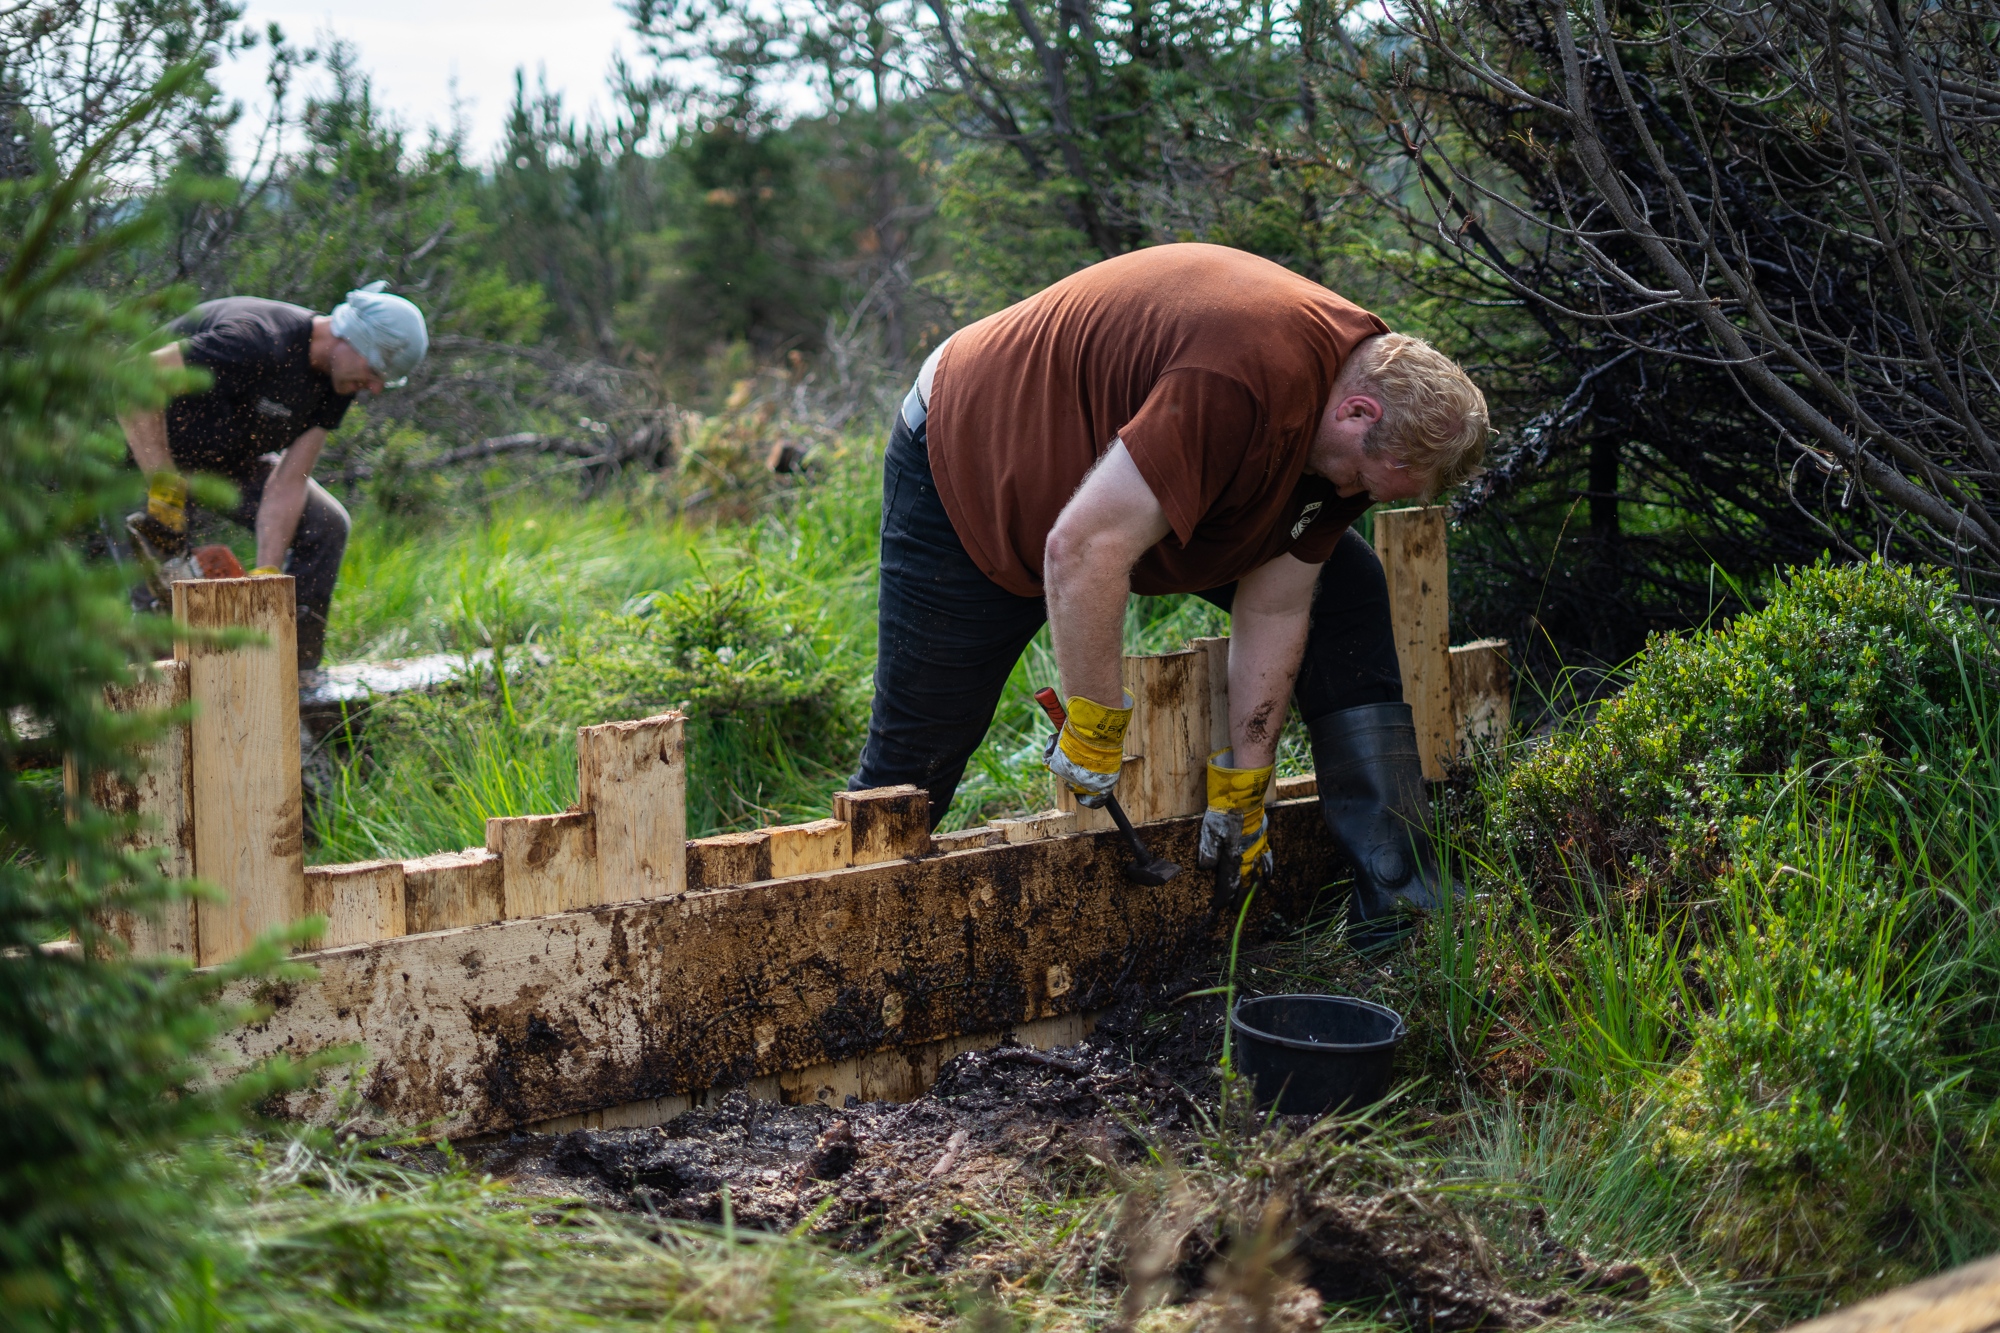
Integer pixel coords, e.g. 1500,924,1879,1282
0,67,311,1329
1420,559,2000,1295
1499,559,1991,894
190,1132,912,1329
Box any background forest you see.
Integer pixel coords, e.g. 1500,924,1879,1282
37,0,1990,675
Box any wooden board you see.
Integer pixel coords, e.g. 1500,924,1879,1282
577,712,686,903
75,660,197,958
767,818,851,877
303,859,406,948
487,811,598,918
1373,507,1454,780
1188,636,1232,756
403,848,505,934
176,577,304,965
215,797,1348,1139
1780,1250,2000,1333
993,810,1078,843
1450,639,1512,755
1123,649,1209,824
686,830,771,890
834,786,932,864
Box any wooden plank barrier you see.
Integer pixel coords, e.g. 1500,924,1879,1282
71,660,198,959
1781,1250,2000,1333
1374,506,1455,780
213,795,1351,1139
176,576,305,966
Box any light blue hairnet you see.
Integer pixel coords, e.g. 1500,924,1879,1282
328,280,428,386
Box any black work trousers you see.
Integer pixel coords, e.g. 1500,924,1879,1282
850,409,1404,828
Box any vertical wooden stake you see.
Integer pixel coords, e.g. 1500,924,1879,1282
766,819,851,877
302,859,406,948
1373,507,1454,780
578,711,687,904
71,660,197,959
487,812,598,918
402,848,504,933
176,577,304,965
1188,636,1232,758
833,785,931,864
1450,639,1513,755
1122,650,1209,823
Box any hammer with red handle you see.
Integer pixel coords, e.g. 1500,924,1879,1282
1034,686,1180,886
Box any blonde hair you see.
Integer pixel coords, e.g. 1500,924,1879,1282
1350,333,1489,499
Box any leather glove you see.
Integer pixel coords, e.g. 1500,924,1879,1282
1198,748,1274,889
1043,691,1132,809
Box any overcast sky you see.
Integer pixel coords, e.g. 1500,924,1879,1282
209,0,642,166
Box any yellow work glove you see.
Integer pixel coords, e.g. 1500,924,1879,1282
1197,749,1274,890
248,565,283,576
1043,691,1132,809
146,471,188,534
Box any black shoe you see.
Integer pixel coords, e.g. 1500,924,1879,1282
1306,702,1453,932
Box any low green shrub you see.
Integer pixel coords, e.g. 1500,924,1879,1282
1499,559,1992,897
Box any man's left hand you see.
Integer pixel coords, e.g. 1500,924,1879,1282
1198,749,1274,889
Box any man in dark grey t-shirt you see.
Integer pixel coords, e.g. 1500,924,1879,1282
120,283,427,670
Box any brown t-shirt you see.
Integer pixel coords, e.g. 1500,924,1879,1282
927,244,1387,598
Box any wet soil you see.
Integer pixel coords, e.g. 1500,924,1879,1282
427,975,1592,1329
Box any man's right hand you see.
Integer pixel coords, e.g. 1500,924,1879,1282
127,471,189,556
1043,691,1133,808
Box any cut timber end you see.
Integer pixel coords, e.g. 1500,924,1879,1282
1122,649,1209,823
1373,507,1454,780
176,576,304,965
402,848,503,933
1450,639,1512,755
767,818,850,878
686,829,771,890
1779,1249,2000,1333
1273,773,1318,802
488,811,598,917
932,826,1004,852
303,860,406,948
993,810,1078,843
577,711,687,902
76,660,197,958
833,785,931,864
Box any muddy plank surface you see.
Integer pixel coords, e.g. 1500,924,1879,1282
217,800,1345,1138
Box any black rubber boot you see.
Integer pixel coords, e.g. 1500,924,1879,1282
1306,702,1450,930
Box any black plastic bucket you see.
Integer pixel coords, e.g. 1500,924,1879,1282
1229,994,1406,1117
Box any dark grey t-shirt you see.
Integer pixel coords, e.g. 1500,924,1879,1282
164,297,353,478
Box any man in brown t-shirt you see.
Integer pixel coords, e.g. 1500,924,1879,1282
851,244,1487,926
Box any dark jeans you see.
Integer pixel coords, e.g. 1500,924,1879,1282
126,455,351,671
851,410,1403,827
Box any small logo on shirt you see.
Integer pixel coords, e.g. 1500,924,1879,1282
255,397,294,419
1290,501,1323,539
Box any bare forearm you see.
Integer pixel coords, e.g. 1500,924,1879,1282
1046,543,1132,706
1226,614,1308,768
1224,556,1319,769
120,408,173,474
255,472,309,569
121,342,184,473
